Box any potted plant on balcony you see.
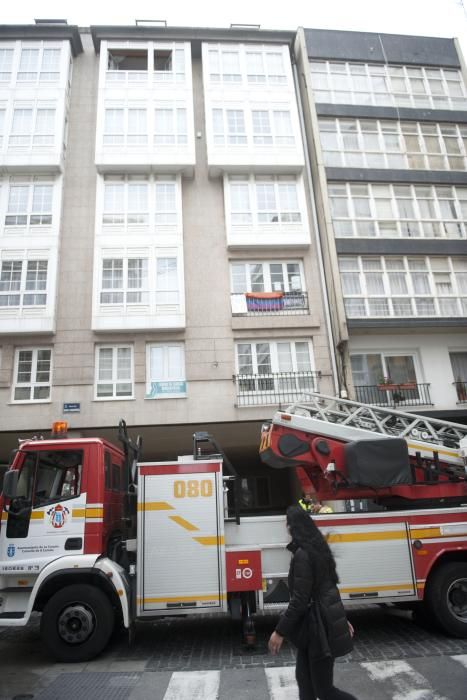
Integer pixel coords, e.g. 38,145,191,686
377,376,398,391
399,381,416,390
455,377,467,402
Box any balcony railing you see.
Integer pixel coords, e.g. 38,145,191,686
354,383,433,408
231,291,309,317
454,381,467,403
235,370,321,407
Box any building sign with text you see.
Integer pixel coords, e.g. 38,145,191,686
146,381,187,398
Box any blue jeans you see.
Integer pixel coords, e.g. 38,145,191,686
295,650,358,700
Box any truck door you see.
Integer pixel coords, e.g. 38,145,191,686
137,460,226,616
321,519,417,602
0,448,86,576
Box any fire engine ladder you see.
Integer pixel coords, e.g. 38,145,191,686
282,392,467,471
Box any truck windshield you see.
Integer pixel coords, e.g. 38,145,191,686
15,450,83,509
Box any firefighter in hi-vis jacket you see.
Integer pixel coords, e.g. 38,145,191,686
298,491,334,514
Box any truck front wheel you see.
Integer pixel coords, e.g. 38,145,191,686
425,562,467,638
41,584,114,662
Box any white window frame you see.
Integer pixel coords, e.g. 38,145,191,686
5,179,54,228
227,175,303,229
0,47,14,84
145,342,186,399
251,108,294,146
94,344,134,400
99,257,149,308
319,117,467,171
103,105,148,146
154,105,187,145
101,175,180,231
9,102,56,148
105,41,187,86
310,60,467,110
230,261,307,315
17,45,61,84
0,258,48,308
0,103,6,148
235,339,316,399
96,247,182,314
212,108,247,146
12,346,52,403
339,255,467,318
207,44,288,87
328,182,467,240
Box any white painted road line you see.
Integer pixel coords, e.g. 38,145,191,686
163,670,220,700
265,666,299,700
362,659,449,700
451,654,467,670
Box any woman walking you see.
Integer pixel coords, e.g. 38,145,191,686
268,505,358,700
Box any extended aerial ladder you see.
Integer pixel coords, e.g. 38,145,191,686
260,392,467,507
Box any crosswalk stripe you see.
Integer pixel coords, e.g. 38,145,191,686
264,666,299,700
451,654,467,670
163,670,220,700
361,660,449,700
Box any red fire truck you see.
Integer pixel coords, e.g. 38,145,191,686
0,393,466,662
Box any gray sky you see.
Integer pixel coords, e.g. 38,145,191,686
2,0,465,34
3,0,467,56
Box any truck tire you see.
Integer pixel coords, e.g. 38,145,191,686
40,584,114,662
425,562,467,638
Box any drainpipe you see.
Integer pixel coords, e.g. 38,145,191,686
291,58,340,396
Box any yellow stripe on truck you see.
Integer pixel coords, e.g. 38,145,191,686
407,443,460,459
137,501,174,511
411,527,442,539
85,508,103,518
327,531,406,543
30,511,44,520
169,515,199,531
340,583,414,594
193,536,225,546
138,594,227,604
72,508,86,518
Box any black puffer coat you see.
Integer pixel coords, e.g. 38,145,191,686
275,542,351,658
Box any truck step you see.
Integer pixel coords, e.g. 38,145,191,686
0,587,33,594
0,612,25,619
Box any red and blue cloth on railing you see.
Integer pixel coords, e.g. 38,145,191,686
246,292,284,311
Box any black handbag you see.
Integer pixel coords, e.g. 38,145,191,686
317,593,354,659
287,597,353,659
286,600,330,655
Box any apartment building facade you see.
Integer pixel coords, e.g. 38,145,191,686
294,28,467,423
0,21,336,510
1,21,466,505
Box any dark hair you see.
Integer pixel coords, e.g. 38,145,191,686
286,505,339,585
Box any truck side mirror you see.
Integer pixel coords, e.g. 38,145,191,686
2,469,19,501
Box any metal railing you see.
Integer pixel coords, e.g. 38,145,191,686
454,381,467,403
231,291,309,316
235,370,321,406
354,383,433,408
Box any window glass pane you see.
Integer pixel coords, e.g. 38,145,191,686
256,343,272,374
237,343,253,374
277,342,293,371
150,346,164,379
19,48,39,77
295,342,311,371
12,108,33,134
32,185,52,213
231,263,247,293
98,348,113,380
8,185,29,213
117,347,132,380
